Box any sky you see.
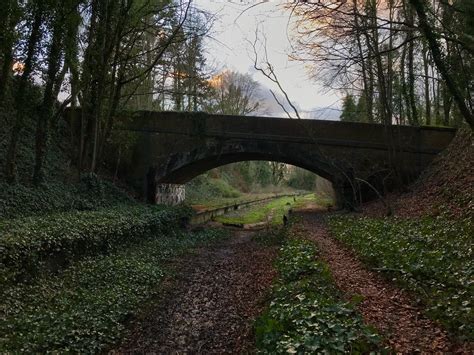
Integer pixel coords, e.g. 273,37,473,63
194,0,342,119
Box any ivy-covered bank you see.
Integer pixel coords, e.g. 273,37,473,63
0,217,226,352
0,205,192,284
0,174,135,220
255,233,383,353
329,215,473,340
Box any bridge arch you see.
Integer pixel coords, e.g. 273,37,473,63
112,111,455,209
146,140,355,208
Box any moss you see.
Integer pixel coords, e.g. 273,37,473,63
215,194,327,226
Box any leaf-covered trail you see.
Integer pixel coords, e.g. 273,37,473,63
115,229,278,353
295,208,467,353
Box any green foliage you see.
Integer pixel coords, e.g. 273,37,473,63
215,195,298,226
0,228,226,352
329,215,473,339
215,194,329,226
226,161,277,190
0,174,135,220
0,204,193,284
356,95,369,122
287,168,316,191
185,161,318,208
340,94,359,122
252,161,273,186
0,80,55,180
185,175,241,204
255,237,383,353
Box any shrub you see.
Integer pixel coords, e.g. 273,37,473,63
185,176,241,204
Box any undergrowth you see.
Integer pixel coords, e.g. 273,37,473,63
185,175,241,204
0,174,135,220
329,215,473,340
0,228,227,352
0,204,192,284
255,232,383,353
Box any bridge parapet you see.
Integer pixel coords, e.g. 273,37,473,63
123,111,454,155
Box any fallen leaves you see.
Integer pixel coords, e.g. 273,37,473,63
116,230,278,353
297,210,472,353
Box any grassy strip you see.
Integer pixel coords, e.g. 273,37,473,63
215,194,327,226
215,196,295,225
255,233,383,353
0,205,192,284
292,193,333,209
328,215,473,340
0,228,227,352
191,192,278,211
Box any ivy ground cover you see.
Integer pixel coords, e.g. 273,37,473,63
0,227,226,352
255,234,384,353
329,215,473,340
0,205,191,283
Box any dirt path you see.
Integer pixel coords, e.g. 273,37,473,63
295,209,469,353
115,229,277,354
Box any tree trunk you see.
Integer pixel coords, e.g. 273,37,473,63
401,43,412,124
0,0,18,104
422,42,431,125
442,84,452,126
432,64,440,124
406,3,419,125
78,0,99,173
387,0,395,122
33,10,64,185
5,3,44,183
353,0,372,123
409,0,473,129
113,146,121,183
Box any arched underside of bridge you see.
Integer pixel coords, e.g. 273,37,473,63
146,142,356,208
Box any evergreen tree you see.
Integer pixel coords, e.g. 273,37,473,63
340,94,358,122
356,95,368,123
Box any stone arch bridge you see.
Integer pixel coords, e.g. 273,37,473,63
119,111,455,207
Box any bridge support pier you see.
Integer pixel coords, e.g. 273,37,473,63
333,176,358,211
153,183,186,205
146,168,185,205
